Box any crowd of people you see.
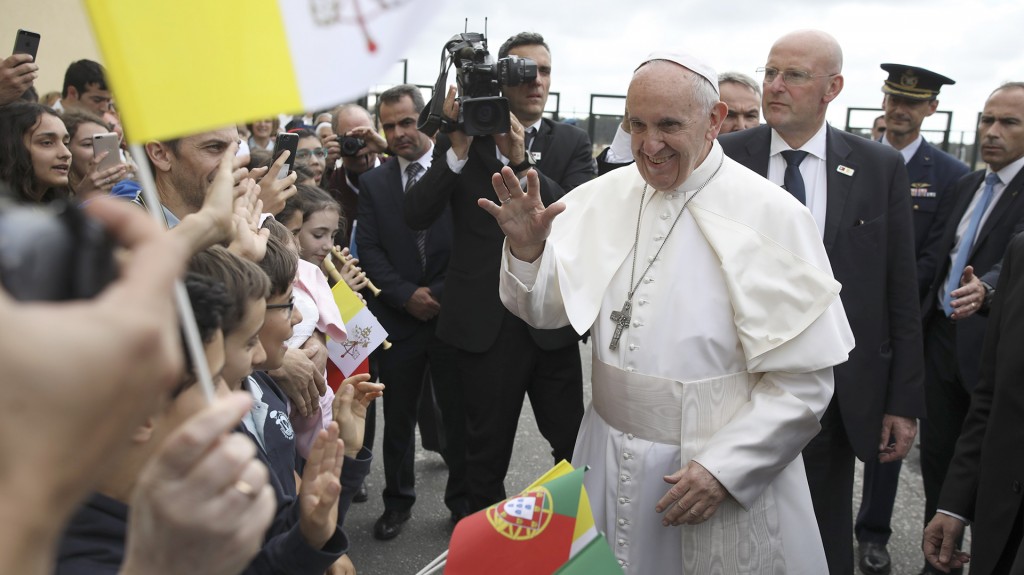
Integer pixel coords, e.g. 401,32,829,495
1,23,1023,575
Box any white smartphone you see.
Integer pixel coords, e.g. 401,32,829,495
92,132,122,172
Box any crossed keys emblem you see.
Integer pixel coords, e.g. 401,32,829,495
339,325,374,360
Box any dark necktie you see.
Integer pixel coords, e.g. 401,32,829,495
524,127,537,153
941,172,1000,315
781,149,809,205
404,162,427,270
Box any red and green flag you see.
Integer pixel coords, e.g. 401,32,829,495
444,461,621,575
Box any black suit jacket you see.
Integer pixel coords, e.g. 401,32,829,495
937,233,1024,574
356,157,452,342
403,118,595,353
919,167,1024,388
720,124,925,461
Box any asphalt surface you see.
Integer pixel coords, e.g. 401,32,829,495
343,341,970,574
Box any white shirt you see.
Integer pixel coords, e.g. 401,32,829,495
768,123,829,238
882,133,923,165
396,143,434,189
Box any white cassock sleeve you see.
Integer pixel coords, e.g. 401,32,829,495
499,240,574,331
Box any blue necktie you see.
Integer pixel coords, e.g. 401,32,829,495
781,150,809,204
941,172,1000,316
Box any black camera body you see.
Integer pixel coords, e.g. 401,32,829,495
338,135,365,157
0,198,118,301
419,32,537,137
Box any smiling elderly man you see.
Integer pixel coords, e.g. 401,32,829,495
486,50,854,574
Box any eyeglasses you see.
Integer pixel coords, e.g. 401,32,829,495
266,297,295,320
756,67,837,86
295,148,326,161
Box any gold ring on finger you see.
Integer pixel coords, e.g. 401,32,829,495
234,479,257,497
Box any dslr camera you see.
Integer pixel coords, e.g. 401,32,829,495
418,31,537,137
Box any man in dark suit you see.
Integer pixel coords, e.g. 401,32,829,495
923,232,1024,575
719,30,925,575
917,81,1024,574
856,64,969,575
356,84,467,540
404,32,594,511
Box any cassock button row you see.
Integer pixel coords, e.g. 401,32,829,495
627,433,635,440
618,560,626,567
622,451,633,460
654,234,665,241
626,366,635,372
638,298,648,305
619,497,630,505
661,212,670,220
620,474,630,483
628,343,637,351
633,320,643,327
617,538,627,547
618,518,629,526
644,277,654,284
647,255,656,263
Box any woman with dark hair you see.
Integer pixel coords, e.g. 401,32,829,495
61,109,129,196
0,102,72,203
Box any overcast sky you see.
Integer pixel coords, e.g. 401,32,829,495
373,0,1023,140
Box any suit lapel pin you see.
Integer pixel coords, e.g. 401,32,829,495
837,165,855,177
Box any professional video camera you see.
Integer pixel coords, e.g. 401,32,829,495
418,31,537,137
0,195,117,301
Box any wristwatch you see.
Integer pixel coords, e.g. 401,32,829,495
509,153,536,173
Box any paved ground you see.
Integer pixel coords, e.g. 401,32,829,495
343,341,970,574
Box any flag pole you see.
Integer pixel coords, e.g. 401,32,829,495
129,143,217,403
414,549,447,575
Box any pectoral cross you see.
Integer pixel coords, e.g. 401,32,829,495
609,300,632,351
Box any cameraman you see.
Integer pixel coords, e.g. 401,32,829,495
404,32,594,511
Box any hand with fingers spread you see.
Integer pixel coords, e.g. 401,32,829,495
477,166,565,263
227,177,270,262
655,461,729,526
0,54,38,106
922,513,971,572
121,393,276,575
332,374,384,457
255,150,298,215
299,422,345,550
878,414,916,463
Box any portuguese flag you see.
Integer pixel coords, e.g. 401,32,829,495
445,462,620,575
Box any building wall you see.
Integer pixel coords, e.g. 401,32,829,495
1,0,102,98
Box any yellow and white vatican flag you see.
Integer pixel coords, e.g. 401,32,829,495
82,0,440,143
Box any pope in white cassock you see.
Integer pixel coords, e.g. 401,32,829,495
478,51,856,574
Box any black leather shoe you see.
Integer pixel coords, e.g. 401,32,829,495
352,482,368,503
858,542,891,575
373,510,411,541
